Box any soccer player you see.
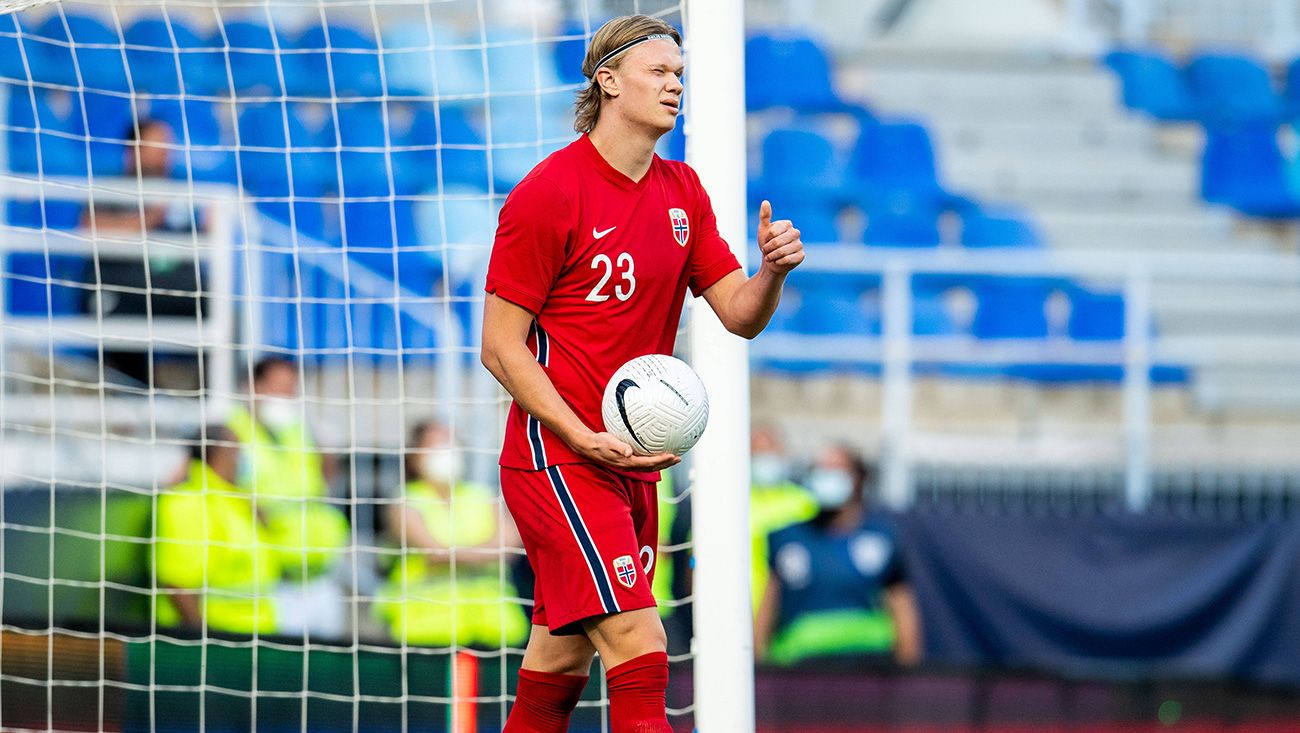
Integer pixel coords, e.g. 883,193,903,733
480,15,804,733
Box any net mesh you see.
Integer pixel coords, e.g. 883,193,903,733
0,0,695,730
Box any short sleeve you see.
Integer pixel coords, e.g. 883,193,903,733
686,171,743,297
484,177,573,314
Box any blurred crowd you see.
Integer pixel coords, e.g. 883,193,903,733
154,356,920,667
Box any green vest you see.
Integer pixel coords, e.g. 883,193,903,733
154,461,280,634
375,479,529,648
654,472,677,617
751,481,818,612
768,608,896,666
227,404,348,579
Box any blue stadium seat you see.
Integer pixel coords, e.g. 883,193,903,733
295,22,383,98
1187,52,1284,128
235,102,329,237
753,127,849,209
553,19,592,85
971,281,1051,339
744,33,845,112
485,26,562,96
1102,49,1197,122
433,106,490,190
32,13,129,92
1201,124,1300,218
1285,57,1300,119
213,18,300,97
125,16,218,95
0,15,38,83
961,209,1044,248
483,96,570,189
864,211,940,248
851,120,956,215
380,101,441,195
381,23,483,102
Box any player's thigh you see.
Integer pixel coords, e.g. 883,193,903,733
581,606,666,668
521,623,596,676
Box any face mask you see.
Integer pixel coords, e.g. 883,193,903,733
807,468,855,509
422,447,463,485
257,397,299,430
751,453,788,487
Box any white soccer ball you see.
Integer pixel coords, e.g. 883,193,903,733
601,354,710,457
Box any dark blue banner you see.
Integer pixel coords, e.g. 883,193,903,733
899,511,1300,686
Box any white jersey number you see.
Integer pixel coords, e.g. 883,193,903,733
585,252,636,303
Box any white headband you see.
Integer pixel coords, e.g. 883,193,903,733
588,33,676,80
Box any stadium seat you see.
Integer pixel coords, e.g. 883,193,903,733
295,22,383,98
485,26,563,96
1187,52,1284,128
0,15,38,83
32,13,129,92
1284,57,1300,119
971,280,1052,339
864,211,940,248
235,102,330,237
960,209,1044,248
1200,124,1300,218
381,23,484,102
483,96,570,189
1102,49,1198,122
213,18,300,97
553,18,592,85
430,106,490,190
753,127,849,209
851,120,958,215
745,33,845,112
125,16,219,96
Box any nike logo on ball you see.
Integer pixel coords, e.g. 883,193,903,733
593,226,617,239
614,378,649,451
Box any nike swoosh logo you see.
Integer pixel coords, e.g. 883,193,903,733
614,378,649,451
593,226,617,239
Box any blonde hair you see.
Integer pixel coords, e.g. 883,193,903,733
574,15,682,134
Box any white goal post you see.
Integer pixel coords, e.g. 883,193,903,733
686,0,757,729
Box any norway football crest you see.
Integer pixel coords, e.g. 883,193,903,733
669,208,690,247
613,554,637,589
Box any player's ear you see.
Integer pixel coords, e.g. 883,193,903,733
595,67,620,98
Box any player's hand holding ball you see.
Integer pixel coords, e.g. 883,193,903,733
757,199,805,275
585,355,709,472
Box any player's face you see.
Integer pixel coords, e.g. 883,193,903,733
615,39,684,134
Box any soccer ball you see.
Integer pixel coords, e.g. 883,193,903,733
601,354,710,457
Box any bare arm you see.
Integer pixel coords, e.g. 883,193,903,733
479,294,679,473
884,584,923,666
753,573,782,662
701,200,805,339
168,588,203,627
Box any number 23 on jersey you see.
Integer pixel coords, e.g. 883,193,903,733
585,252,636,303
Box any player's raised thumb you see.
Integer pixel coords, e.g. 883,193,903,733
759,200,772,230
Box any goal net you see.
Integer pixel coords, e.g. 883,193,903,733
0,0,731,730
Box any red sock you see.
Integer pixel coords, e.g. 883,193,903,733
606,651,672,733
503,668,588,733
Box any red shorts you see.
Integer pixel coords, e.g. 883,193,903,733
501,462,659,634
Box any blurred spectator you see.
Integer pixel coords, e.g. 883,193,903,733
80,118,199,234
750,424,818,612
374,420,529,647
755,444,922,666
226,356,349,637
154,425,282,634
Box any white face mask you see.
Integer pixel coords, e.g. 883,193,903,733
807,468,855,509
421,447,463,485
257,397,299,431
751,453,788,487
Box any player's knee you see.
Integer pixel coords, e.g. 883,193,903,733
587,608,667,659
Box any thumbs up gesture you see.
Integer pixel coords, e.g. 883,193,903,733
757,200,805,275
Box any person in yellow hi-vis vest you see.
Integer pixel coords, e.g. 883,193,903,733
749,424,818,613
226,357,349,637
155,426,282,634
375,420,530,647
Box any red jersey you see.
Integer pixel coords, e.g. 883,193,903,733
485,134,741,477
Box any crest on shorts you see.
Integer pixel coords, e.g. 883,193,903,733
669,208,689,247
613,554,637,589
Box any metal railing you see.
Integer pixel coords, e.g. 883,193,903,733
750,245,1300,511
